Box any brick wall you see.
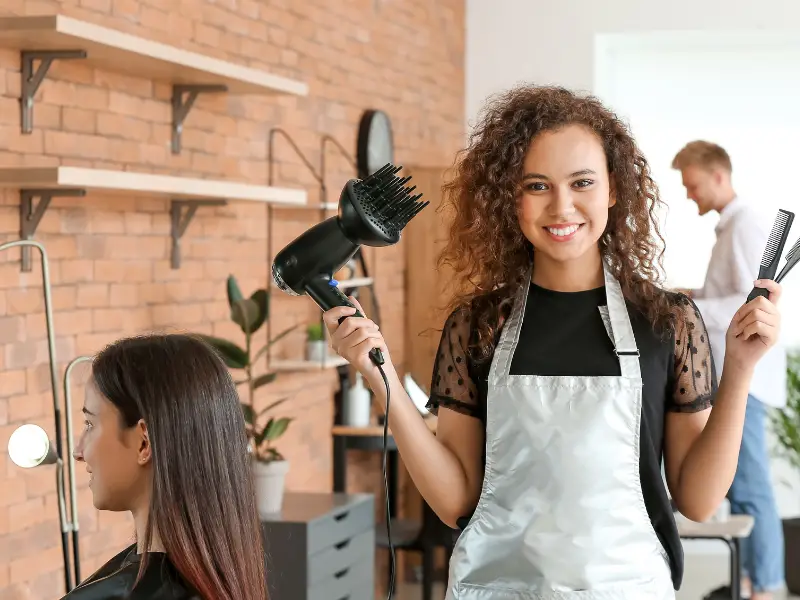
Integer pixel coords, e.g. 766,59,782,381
0,0,465,597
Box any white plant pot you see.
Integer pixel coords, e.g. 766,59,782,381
252,459,289,516
306,340,327,363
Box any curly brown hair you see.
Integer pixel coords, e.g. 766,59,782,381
438,84,678,361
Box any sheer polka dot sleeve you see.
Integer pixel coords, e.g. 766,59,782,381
425,308,482,419
669,294,719,413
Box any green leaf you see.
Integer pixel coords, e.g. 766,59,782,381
226,275,244,308
255,418,273,446
770,351,800,472
307,322,325,341
253,373,277,390
253,325,299,362
257,397,288,417
264,417,292,441
231,298,261,334
249,289,269,333
196,334,249,369
241,403,255,426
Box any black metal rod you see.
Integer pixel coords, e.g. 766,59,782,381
267,127,323,187
61,530,72,591
72,530,81,584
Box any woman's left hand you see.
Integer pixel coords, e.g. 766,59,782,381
724,279,783,371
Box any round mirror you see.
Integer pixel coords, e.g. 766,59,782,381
8,424,54,468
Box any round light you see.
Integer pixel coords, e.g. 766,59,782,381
8,424,53,468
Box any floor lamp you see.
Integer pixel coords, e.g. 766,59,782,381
1,239,81,594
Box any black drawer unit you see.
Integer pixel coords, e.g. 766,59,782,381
261,492,375,600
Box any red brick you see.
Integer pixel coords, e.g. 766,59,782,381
8,393,44,423
0,371,26,397
58,260,94,284
9,544,63,584
0,478,25,509
0,0,466,594
62,107,96,134
76,284,109,308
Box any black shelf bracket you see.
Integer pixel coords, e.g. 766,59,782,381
21,50,87,134
170,199,227,269
20,188,86,271
171,84,228,154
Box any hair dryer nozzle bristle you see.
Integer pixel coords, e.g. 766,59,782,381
341,163,430,246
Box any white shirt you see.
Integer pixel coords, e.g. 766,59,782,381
692,196,787,408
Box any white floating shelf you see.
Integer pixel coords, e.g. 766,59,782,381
271,202,338,211
0,15,308,96
0,15,308,151
270,358,349,372
338,277,373,288
0,166,307,271
0,166,307,205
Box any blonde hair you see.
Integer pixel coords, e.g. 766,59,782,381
671,140,732,172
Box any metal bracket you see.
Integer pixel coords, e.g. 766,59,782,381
21,50,87,134
170,199,227,268
20,189,86,271
171,84,228,154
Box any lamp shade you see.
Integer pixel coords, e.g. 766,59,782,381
8,424,57,468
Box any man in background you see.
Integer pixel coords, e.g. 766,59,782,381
672,140,787,600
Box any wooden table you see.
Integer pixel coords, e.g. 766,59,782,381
676,514,754,600
331,417,437,516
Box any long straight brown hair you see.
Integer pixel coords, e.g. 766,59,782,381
91,333,267,600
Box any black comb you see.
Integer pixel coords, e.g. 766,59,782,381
747,209,794,302
776,237,800,284
340,163,429,246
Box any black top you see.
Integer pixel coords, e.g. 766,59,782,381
61,544,198,600
426,284,718,590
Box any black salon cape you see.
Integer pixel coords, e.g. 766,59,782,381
60,544,199,600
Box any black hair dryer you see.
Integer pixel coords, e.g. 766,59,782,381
271,164,428,366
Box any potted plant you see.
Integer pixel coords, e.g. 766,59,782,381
197,275,296,516
770,351,800,594
306,321,326,362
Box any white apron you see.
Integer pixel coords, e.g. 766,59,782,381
445,262,675,600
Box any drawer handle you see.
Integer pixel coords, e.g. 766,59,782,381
334,567,349,579
336,596,350,600
333,511,349,522
334,539,351,550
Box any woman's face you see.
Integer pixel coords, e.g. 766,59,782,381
73,378,151,512
516,124,615,264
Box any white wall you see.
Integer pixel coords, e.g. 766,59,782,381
466,0,800,122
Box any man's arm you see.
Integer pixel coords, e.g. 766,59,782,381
692,216,766,331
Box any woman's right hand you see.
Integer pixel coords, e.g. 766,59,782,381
322,295,391,379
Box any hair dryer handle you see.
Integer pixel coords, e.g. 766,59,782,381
305,277,385,366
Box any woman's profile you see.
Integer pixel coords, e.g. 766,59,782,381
64,333,267,600
323,85,783,598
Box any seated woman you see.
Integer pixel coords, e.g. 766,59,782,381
64,333,267,600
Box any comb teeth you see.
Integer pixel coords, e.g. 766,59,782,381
787,238,800,262
353,163,430,233
761,209,793,268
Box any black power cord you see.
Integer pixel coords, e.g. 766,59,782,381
376,363,395,600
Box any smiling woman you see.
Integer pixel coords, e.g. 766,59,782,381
64,333,268,600
317,84,785,600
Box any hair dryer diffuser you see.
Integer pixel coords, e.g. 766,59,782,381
271,163,428,365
